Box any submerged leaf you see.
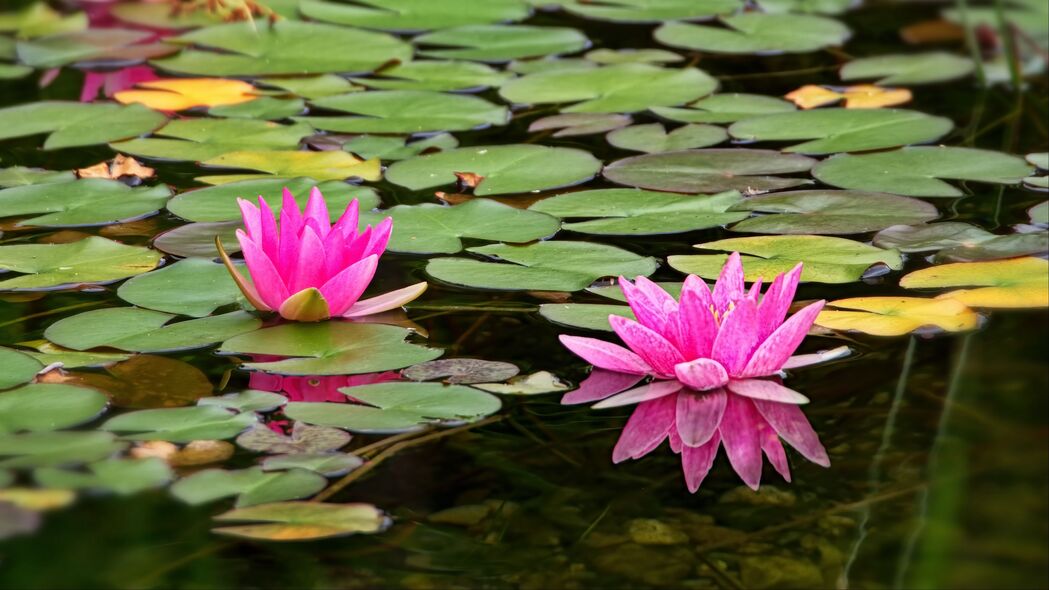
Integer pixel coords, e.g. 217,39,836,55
213,501,389,540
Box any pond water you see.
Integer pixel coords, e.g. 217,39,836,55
0,0,1047,588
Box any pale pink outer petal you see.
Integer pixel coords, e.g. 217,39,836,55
676,275,718,359
612,394,677,463
719,394,764,490
710,297,761,376
674,358,729,392
592,380,683,409
712,252,745,313
237,198,262,242
236,230,288,310
303,186,331,238
559,335,653,375
782,346,851,370
681,432,721,493
675,388,727,447
740,300,826,378
756,263,803,341
561,370,644,405
318,254,378,316
288,226,327,293
669,428,682,454
609,315,685,378
727,379,809,404
761,430,792,482
752,399,830,467
342,282,428,318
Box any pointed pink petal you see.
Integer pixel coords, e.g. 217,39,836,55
711,297,761,376
669,428,683,454
761,431,791,482
753,399,830,467
674,358,729,392
682,432,721,493
257,195,280,262
609,315,684,378
620,276,670,334
675,388,726,447
288,226,327,293
719,394,764,490
612,394,677,463
236,230,288,310
303,186,331,238
318,254,377,316
727,379,809,404
756,263,803,342
559,335,653,375
741,300,825,378
278,188,304,277
342,282,427,318
676,275,718,358
80,72,105,102
593,380,683,409
331,198,361,240
561,369,644,405
747,278,763,301
712,252,745,313
362,217,392,259
237,198,262,241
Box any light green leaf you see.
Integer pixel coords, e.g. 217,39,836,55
0,348,43,391
351,60,512,91
171,467,327,507
117,258,246,317
45,308,261,353
538,303,633,331
213,501,389,540
297,90,509,134
603,149,815,193
341,134,458,161
167,178,379,222
655,13,850,54
300,0,530,31
198,150,381,184
0,237,161,291
15,29,174,67
112,119,312,161
100,406,258,442
651,93,795,124
414,25,588,62
35,458,172,495
840,52,975,85
0,431,126,468
562,0,740,22
0,179,170,227
0,384,107,434
0,102,166,150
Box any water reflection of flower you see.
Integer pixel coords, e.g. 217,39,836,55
249,371,402,403
560,253,833,491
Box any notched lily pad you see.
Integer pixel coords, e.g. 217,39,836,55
816,296,980,336
236,422,351,455
655,13,851,54
112,119,312,162
0,236,161,291
171,466,327,507
0,102,166,150
297,90,509,134
101,406,258,442
168,178,379,223
45,308,261,353
0,384,108,434
0,180,170,227
414,25,588,62
728,190,939,234
900,257,1049,308
34,458,172,495
198,390,288,413
840,52,975,85
471,371,571,395
0,431,126,468
261,453,362,477
652,93,795,124
603,149,815,194
607,123,727,153
529,113,633,137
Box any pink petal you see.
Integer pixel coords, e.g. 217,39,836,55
727,378,809,404
753,399,830,467
277,188,304,275
318,254,378,316
674,358,729,392
303,186,331,238
620,276,669,334
612,394,677,463
559,335,653,375
362,217,393,259
257,195,280,262
681,432,721,493
756,263,803,342
675,388,726,447
719,394,764,490
609,315,685,378
236,230,288,310
710,297,761,376
712,252,745,313
747,278,763,301
237,198,262,242
330,198,361,240
593,379,683,409
676,275,718,359
288,226,327,293
561,369,644,405
80,72,105,102
669,428,682,454
741,300,825,378
342,282,428,318
782,345,851,370
761,430,792,482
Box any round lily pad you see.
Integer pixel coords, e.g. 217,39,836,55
300,0,530,31
538,303,634,331
350,60,512,92
152,221,241,258
840,52,975,85
562,0,741,22
816,296,981,336
606,123,727,153
45,308,261,353
651,93,796,124
236,422,350,455
900,257,1048,308
0,180,170,227
655,13,851,54
198,151,381,184
414,25,588,62
112,119,313,162
602,149,815,193
874,222,1048,262
261,453,362,477
297,90,509,134
213,502,389,541
0,384,108,434
402,359,519,384
117,257,246,317
529,113,633,137
100,406,258,442
728,190,939,234
0,102,166,150
34,458,172,495
340,134,459,161
167,178,380,223
0,431,127,468
171,467,327,507
0,348,43,391
198,390,288,414
0,236,161,291
0,166,75,188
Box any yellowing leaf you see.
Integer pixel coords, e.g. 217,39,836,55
76,155,155,180
785,84,912,109
115,78,258,111
198,150,382,183
901,257,1049,308
816,296,980,336
0,488,76,511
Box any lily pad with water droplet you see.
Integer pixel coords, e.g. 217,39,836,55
414,24,588,62
603,149,815,194
45,308,261,353
562,0,740,22
0,180,170,227
816,296,981,336
35,458,172,495
729,190,939,234
0,102,166,150
198,151,381,184
840,52,975,85
0,384,108,434
300,0,530,31
900,257,1049,308
117,257,247,317
112,119,313,162
426,241,658,291
655,13,851,54
0,236,161,291
0,431,127,468
296,90,509,134
172,466,328,507
101,406,258,442
0,348,42,391
607,123,727,153
167,178,380,223
213,501,389,541
651,93,796,124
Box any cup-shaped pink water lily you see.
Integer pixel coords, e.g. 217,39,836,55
560,253,835,491
218,187,427,322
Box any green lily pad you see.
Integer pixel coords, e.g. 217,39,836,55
756,0,854,15
171,467,327,507
18,342,130,370
198,151,381,184
0,431,127,468
840,52,975,85
112,119,313,162
538,303,633,331
655,13,850,54
385,145,601,196
606,123,727,152
470,371,571,395
588,281,684,301
341,134,459,161
414,25,588,62
874,223,1048,262
0,3,86,38
351,60,511,91
529,189,747,235
296,90,509,134
1028,153,1049,170
35,458,172,495
156,20,412,76
117,258,246,317
236,422,350,454
1030,201,1049,226
0,348,42,391
100,406,258,442
261,453,362,477
668,235,903,283
933,232,1049,262
0,180,170,227
108,2,224,28
529,113,633,137
728,108,953,154
0,384,108,434
500,64,717,113
15,29,174,68
218,322,443,376
0,102,166,150
602,149,815,193
0,236,161,291
426,241,657,291
651,93,796,124
152,221,241,258
900,256,1048,308
812,147,1035,196
213,501,389,540
300,0,530,31
284,382,502,433
562,0,740,22
0,167,75,188
198,391,288,414
508,56,594,74
728,190,939,234
258,75,360,99
167,178,379,222
45,308,261,353
402,359,519,384
584,48,682,64
360,199,560,254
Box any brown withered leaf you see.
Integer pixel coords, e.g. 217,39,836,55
53,355,214,409
131,440,235,467
454,171,484,189
76,155,155,181
99,218,162,239
785,84,912,110
900,20,965,45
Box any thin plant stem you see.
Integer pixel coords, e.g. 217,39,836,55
0,300,106,330
353,428,433,458
956,0,987,87
993,0,1022,89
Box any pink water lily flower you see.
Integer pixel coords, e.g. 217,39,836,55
560,253,833,491
219,187,427,322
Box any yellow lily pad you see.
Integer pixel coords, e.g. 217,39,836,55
816,296,980,336
900,257,1049,308
115,78,257,111
198,150,381,184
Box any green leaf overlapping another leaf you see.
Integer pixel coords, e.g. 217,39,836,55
0,237,161,291
562,0,741,22
100,406,258,442
0,102,166,150
728,190,939,234
167,178,380,222
296,90,509,134
602,149,815,193
45,308,261,353
0,179,170,227
529,189,747,235
414,25,588,62
655,13,851,54
112,119,313,162
300,0,530,31
171,467,327,507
